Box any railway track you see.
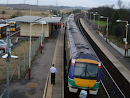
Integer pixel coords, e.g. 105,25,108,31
77,14,129,98
64,14,129,98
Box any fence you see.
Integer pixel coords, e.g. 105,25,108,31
15,33,45,80
0,33,45,98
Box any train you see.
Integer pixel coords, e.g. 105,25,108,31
0,24,10,38
7,21,20,32
65,14,101,95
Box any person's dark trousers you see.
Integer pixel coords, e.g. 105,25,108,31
51,73,55,84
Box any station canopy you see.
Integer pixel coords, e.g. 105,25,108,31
8,16,62,23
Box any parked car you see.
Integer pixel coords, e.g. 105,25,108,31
0,40,13,53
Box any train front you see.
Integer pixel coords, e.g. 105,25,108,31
68,54,101,95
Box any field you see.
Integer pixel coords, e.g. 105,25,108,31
0,6,52,19
91,20,107,27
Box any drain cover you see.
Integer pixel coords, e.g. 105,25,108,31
27,82,37,88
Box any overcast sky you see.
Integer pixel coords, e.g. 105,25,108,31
0,0,130,8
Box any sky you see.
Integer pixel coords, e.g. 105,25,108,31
0,0,130,8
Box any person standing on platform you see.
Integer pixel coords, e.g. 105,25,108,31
63,23,65,28
65,25,67,31
50,64,57,84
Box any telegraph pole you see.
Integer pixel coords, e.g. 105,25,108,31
37,0,39,5
7,0,8,4
24,0,26,4
56,1,58,6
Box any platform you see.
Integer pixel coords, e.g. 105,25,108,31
43,21,65,98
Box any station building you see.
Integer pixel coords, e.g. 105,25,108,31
9,16,61,37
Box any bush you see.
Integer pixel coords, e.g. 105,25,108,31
112,24,123,37
73,9,81,14
15,11,23,16
42,12,45,15
10,15,17,18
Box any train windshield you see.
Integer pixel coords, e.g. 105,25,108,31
10,24,15,28
74,62,98,79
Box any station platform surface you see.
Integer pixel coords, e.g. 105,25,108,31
44,21,65,98
0,18,65,98
80,18,130,83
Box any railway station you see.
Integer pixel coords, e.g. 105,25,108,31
0,14,130,98
7,16,61,37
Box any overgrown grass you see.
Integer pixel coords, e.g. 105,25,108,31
0,41,34,83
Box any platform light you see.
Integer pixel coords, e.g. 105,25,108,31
100,16,109,42
39,21,46,54
116,19,121,22
116,19,129,56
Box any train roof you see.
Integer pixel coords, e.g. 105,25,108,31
67,14,98,59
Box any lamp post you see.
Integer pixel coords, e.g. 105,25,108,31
2,26,18,98
28,22,38,79
100,16,109,42
97,14,100,30
28,23,32,80
6,27,10,98
90,12,93,24
60,10,62,17
93,13,96,29
84,11,86,20
39,21,46,54
29,21,47,79
116,19,129,56
93,12,97,29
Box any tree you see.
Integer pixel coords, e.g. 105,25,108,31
109,11,121,35
52,10,58,15
89,6,115,21
73,9,81,14
15,11,23,16
117,0,125,10
1,10,5,14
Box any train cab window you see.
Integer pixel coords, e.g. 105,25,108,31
10,24,15,28
74,62,98,79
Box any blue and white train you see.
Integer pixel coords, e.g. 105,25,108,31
65,14,101,95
